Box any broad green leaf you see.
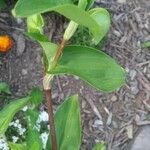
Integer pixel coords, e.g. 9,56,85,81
13,0,73,17
46,95,81,150
26,127,42,150
26,32,57,71
49,45,125,92
0,82,11,94
30,88,43,106
92,142,106,150
13,1,110,44
0,96,30,135
9,143,27,150
89,8,110,44
27,14,44,33
0,0,6,10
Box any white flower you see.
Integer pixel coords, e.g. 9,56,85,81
22,106,28,112
18,128,26,136
9,119,26,136
0,138,9,150
12,136,19,143
37,111,49,123
40,132,49,149
34,124,41,132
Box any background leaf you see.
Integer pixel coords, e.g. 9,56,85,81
9,143,27,150
49,45,125,92
46,95,81,150
86,0,95,10
0,96,30,135
0,0,6,11
26,128,42,150
141,41,150,48
0,82,11,94
92,142,106,150
25,109,39,128
26,109,42,150
30,88,43,107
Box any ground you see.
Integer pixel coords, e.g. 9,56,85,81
0,0,150,150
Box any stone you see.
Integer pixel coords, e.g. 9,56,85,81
21,69,28,75
129,126,150,150
16,34,25,56
111,95,117,102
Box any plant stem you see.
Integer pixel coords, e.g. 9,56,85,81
45,89,57,150
43,39,67,150
53,39,67,67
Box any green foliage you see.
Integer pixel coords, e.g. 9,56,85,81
13,0,110,44
0,96,30,135
70,25,108,49
0,0,126,149
0,82,11,94
89,8,110,44
92,142,106,150
49,45,125,92
9,143,27,150
27,14,44,34
86,0,95,10
0,0,6,10
26,127,42,150
141,41,150,48
46,95,81,150
30,88,43,107
25,109,39,127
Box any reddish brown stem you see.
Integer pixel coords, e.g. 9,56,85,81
43,39,67,150
45,89,57,150
53,39,67,67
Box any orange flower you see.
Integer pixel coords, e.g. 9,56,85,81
0,35,13,52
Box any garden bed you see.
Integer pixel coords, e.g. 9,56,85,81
0,0,150,149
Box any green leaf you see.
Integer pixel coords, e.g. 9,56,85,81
26,32,57,71
78,0,88,9
0,82,11,94
89,8,110,44
49,45,125,92
46,95,81,150
27,14,44,34
13,1,110,44
30,88,43,107
141,41,150,48
25,108,42,150
92,142,106,150
26,32,49,42
12,0,73,17
9,143,27,150
26,127,42,150
26,109,39,128
0,0,6,11
0,96,30,135
86,0,95,10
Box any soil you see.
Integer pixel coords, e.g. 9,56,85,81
0,0,150,150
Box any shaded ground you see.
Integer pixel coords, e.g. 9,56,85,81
0,0,150,150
